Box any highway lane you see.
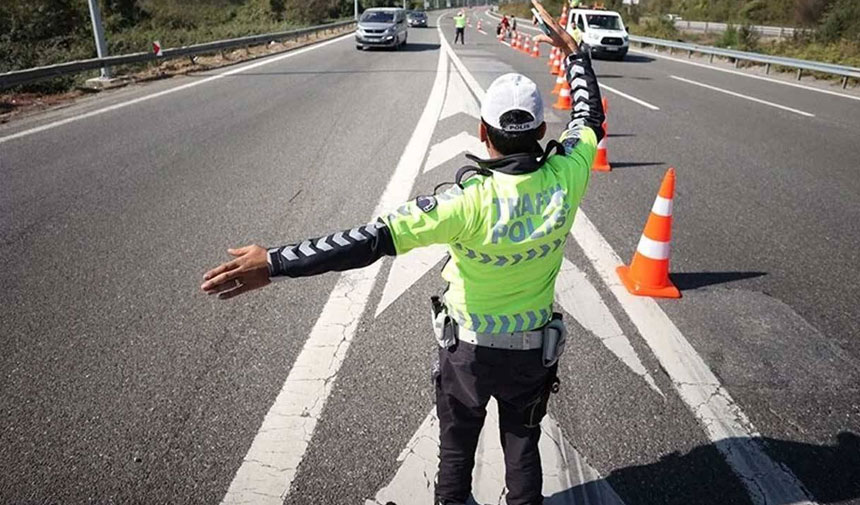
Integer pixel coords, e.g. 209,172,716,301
1,8,859,505
474,11,859,502
0,26,441,504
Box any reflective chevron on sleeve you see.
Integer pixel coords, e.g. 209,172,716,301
271,222,384,264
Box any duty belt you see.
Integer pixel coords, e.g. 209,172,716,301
456,326,544,350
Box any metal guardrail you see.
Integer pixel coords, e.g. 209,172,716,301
486,9,857,88
674,20,797,38
629,35,860,88
0,19,356,90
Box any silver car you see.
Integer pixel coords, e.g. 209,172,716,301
356,8,408,50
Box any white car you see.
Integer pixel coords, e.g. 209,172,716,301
567,8,629,60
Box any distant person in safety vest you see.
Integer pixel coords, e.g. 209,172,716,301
200,1,604,503
454,10,467,44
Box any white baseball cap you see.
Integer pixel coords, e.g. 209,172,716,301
481,73,544,132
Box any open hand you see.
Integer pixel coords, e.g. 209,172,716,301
531,0,580,56
201,245,271,300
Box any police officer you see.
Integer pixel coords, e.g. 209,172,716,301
201,3,603,503
454,10,467,45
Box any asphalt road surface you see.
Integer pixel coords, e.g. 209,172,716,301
1,9,858,505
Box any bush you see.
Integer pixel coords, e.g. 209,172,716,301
715,23,738,47
816,0,860,44
737,23,760,51
632,17,679,40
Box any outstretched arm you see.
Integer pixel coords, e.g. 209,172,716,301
201,184,473,299
201,219,396,299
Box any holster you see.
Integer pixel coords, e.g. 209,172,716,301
541,312,567,368
430,296,456,349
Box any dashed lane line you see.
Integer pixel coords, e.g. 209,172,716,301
634,48,860,103
219,22,449,505
599,83,661,110
670,74,815,117
446,28,817,505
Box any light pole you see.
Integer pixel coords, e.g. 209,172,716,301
86,0,111,79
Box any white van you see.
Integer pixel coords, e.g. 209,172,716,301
567,8,629,60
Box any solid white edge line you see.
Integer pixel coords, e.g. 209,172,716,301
570,212,816,505
448,22,818,505
220,17,449,505
632,48,860,103
670,74,815,117
0,33,354,145
600,83,661,110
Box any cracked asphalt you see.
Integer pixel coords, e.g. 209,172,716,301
2,10,859,505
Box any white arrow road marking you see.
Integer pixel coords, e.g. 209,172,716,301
375,245,449,317
220,30,451,505
365,401,626,505
441,64,482,121
556,258,664,398
442,33,817,505
424,131,488,173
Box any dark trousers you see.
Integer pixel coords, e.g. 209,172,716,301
454,27,465,44
434,341,552,505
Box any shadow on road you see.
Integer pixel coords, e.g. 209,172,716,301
597,74,654,80
609,161,664,169
670,271,766,290
362,42,441,52
608,133,636,138
617,54,656,63
543,433,860,505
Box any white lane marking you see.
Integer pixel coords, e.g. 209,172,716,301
570,212,817,505
446,29,817,505
374,245,447,317
633,48,860,103
0,33,353,145
444,40,486,103
424,131,487,173
365,402,626,505
556,258,664,397
440,67,481,121
600,83,661,110
220,32,450,505
670,75,815,117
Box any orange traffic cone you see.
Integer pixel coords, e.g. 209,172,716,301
551,73,565,95
520,34,529,53
616,168,680,299
547,46,557,67
531,37,540,57
592,131,611,171
552,78,572,110
551,52,562,75
511,33,518,50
